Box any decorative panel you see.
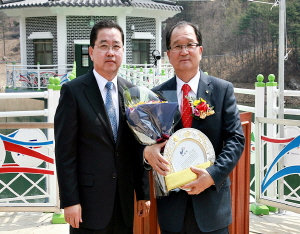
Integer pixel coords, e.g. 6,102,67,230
126,17,156,65
26,17,57,65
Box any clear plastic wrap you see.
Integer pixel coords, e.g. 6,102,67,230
123,86,179,197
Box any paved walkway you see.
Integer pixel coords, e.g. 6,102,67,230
0,210,300,233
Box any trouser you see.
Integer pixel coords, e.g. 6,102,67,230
161,197,229,234
70,191,132,234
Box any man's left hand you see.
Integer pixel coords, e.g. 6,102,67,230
136,200,151,217
181,167,214,195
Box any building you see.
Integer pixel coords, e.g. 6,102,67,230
0,0,181,76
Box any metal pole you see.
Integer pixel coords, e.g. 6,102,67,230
278,0,285,123
278,0,286,212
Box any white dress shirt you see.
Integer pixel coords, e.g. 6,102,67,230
176,71,200,113
93,69,119,127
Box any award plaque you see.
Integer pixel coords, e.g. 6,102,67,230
163,128,215,191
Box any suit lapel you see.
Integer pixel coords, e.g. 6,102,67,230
116,78,127,146
192,70,213,129
83,72,115,144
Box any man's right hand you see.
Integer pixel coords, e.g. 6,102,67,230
144,141,169,176
64,204,82,228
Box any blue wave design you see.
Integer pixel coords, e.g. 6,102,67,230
0,133,53,146
261,135,300,193
262,166,300,192
7,130,18,138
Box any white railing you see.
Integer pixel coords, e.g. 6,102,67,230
5,62,174,90
1,65,300,214
0,89,61,212
118,62,174,88
5,63,74,90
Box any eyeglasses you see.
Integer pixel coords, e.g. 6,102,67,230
168,43,201,52
94,44,123,52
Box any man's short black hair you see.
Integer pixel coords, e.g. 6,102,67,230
90,19,124,47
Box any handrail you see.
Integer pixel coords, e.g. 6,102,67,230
0,122,54,129
0,92,48,99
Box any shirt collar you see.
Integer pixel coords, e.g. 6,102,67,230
176,70,200,96
93,69,118,93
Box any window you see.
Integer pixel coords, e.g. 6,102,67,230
81,45,89,68
34,39,53,65
132,39,150,64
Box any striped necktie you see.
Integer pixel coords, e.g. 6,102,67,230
105,81,118,142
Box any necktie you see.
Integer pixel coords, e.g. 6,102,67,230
105,82,118,142
181,84,192,128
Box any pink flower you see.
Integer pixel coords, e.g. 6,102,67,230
193,108,200,116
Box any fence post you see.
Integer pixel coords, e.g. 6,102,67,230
139,67,144,86
148,68,154,89
131,66,137,85
254,74,265,118
126,65,131,82
251,74,268,215
119,65,125,79
160,69,167,84
37,62,41,90
48,81,66,224
266,74,277,119
265,74,278,201
13,63,16,90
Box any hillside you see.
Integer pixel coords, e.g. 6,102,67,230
0,0,299,104
0,12,20,62
163,0,300,91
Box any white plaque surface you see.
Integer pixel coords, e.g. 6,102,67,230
164,128,215,174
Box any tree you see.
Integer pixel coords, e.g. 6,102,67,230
0,12,8,58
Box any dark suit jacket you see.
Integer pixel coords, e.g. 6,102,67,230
152,70,245,232
54,70,150,230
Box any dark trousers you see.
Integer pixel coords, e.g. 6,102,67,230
70,191,132,234
161,197,229,234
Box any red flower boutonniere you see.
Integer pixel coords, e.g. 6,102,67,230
186,97,215,120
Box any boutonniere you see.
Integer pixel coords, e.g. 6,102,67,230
186,97,215,120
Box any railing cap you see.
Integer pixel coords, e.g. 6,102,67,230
255,74,265,87
266,74,277,87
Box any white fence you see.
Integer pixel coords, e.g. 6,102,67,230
5,63,74,90
1,66,300,213
4,62,174,90
0,89,61,212
234,74,300,213
118,63,174,88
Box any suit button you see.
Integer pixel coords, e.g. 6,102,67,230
112,173,117,179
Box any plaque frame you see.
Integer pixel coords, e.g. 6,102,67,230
164,128,215,174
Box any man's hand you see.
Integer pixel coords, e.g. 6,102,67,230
64,204,82,228
137,200,151,217
181,167,214,195
144,141,169,176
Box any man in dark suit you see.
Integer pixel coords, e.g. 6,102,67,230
144,21,245,234
54,20,150,234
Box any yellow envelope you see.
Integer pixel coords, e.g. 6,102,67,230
165,161,213,191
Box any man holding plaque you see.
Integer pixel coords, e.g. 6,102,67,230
144,21,245,234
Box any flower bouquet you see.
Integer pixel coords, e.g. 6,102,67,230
123,86,179,196
187,97,215,120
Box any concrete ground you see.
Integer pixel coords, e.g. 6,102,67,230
0,210,300,234
249,210,300,234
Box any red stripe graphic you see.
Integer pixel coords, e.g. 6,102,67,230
261,135,295,143
3,141,54,164
0,167,54,175
2,164,19,167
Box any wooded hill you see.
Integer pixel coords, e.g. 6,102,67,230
1,0,299,91
163,0,300,90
